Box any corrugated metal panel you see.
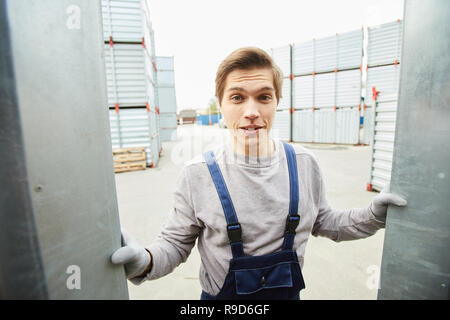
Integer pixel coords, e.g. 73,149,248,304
313,108,335,143
366,64,400,100
314,73,335,107
156,56,177,114
141,0,154,51
292,28,363,75
102,0,143,42
292,40,314,75
109,108,161,166
155,56,175,87
156,70,174,86
271,110,291,141
104,43,147,107
271,45,291,78
367,20,403,67
364,59,401,147
155,56,174,70
277,79,291,110
150,112,160,165
369,94,398,191
362,105,373,145
336,69,361,107
293,75,313,109
292,109,314,142
337,29,363,70
159,113,177,142
314,35,336,73
157,87,177,113
294,70,361,109
335,107,360,144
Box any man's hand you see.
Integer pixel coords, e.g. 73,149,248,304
370,185,407,222
111,230,152,280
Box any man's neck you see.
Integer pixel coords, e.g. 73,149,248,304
229,135,275,158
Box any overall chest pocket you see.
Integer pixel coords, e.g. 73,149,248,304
234,262,293,295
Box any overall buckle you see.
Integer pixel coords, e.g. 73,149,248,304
285,214,300,234
227,223,242,243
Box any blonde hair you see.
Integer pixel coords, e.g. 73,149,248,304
215,47,283,105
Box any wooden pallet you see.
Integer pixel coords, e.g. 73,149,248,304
113,147,146,173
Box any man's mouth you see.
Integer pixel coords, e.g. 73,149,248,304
238,125,265,136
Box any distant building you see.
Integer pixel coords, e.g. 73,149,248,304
178,109,197,124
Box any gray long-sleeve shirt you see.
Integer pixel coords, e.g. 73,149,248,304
143,139,385,295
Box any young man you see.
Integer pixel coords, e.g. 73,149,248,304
111,47,407,300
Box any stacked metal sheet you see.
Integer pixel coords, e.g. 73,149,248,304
292,29,363,75
365,20,403,191
291,28,363,144
102,0,161,167
271,110,291,141
367,94,397,191
367,20,403,67
155,56,178,142
269,45,292,141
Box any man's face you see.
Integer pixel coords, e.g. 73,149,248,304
220,67,278,154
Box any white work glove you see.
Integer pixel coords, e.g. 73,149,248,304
111,230,151,281
370,185,407,222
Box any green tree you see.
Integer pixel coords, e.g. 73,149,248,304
206,98,219,115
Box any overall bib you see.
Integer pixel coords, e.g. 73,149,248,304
201,142,305,300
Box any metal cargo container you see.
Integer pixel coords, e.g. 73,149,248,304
314,73,335,108
271,110,291,141
365,64,400,100
155,56,174,86
270,45,291,78
292,40,314,75
364,64,400,146
278,78,291,110
313,108,335,143
155,56,177,142
292,28,363,75
367,93,398,192
335,107,360,144
336,69,361,107
157,87,177,112
362,105,373,145
104,43,148,107
292,109,314,143
314,35,337,73
155,57,177,112
293,75,314,109
289,27,363,144
337,29,364,70
102,0,145,43
159,112,178,142
109,108,160,167
367,20,403,67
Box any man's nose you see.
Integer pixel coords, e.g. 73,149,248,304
243,99,260,120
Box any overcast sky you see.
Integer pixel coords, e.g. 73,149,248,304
147,0,404,111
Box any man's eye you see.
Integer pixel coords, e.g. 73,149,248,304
231,95,243,102
259,95,272,101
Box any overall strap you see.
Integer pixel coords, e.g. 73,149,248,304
281,142,300,251
203,151,244,258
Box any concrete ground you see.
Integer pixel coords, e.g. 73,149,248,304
115,124,383,300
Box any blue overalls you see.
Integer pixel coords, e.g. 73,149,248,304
201,142,305,300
